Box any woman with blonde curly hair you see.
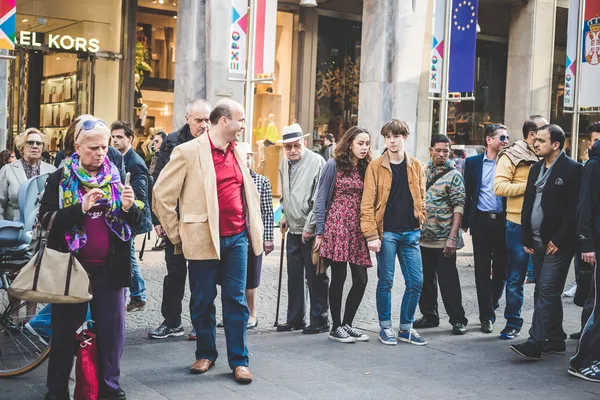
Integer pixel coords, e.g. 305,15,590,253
0,128,56,221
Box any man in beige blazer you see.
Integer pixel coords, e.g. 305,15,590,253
153,99,263,384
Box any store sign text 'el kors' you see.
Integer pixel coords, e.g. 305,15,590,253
17,31,100,53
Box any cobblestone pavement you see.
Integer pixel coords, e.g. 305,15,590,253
126,230,573,340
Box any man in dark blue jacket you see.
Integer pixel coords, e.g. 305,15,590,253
463,124,509,333
150,99,212,340
111,121,153,312
569,139,600,382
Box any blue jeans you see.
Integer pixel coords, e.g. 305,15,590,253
188,231,249,369
376,230,423,331
129,238,147,301
504,221,529,329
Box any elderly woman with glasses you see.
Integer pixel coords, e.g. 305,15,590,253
0,128,56,221
39,116,142,400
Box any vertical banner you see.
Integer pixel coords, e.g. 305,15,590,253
448,0,479,93
429,0,446,95
253,0,277,79
230,0,249,74
580,0,600,108
0,0,16,50
564,0,579,108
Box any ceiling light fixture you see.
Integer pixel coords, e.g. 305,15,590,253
173,15,177,19
159,0,165,4
22,18,28,23
299,0,318,7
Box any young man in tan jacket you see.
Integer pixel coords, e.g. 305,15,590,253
361,120,427,346
493,115,547,340
153,99,263,384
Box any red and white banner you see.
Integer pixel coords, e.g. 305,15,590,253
580,0,600,108
253,0,277,79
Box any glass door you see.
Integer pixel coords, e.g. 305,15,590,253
76,56,96,117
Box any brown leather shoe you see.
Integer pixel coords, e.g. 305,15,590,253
190,359,215,374
233,366,253,384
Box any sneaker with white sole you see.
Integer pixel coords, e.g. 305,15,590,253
24,322,48,346
379,328,397,345
563,283,577,297
568,363,600,382
398,328,427,346
328,326,355,343
343,325,369,342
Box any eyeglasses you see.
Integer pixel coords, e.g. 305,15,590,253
284,143,302,151
26,140,43,147
499,135,510,142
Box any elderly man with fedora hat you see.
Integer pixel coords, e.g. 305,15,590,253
277,123,329,334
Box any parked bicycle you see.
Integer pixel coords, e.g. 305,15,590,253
0,174,51,377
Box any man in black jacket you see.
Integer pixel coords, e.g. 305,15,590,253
149,98,212,340
510,124,582,359
569,139,600,382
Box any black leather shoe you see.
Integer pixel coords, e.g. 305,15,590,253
542,340,566,354
481,320,493,334
45,393,69,400
510,341,542,360
277,322,306,332
99,388,126,400
570,331,581,340
302,324,330,334
452,323,467,335
413,318,439,329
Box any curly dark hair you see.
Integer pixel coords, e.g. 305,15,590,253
333,126,372,177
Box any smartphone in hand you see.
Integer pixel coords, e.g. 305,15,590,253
125,172,131,186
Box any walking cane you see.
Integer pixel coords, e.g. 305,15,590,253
274,226,287,327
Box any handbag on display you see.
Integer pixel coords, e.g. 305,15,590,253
8,212,93,304
58,84,65,102
74,322,99,400
63,112,71,127
55,109,61,127
49,86,58,103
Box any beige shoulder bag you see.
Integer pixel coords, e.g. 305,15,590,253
8,212,92,304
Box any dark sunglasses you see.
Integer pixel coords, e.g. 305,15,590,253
26,140,44,147
499,135,509,142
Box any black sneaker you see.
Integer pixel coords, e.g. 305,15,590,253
303,323,330,334
510,341,542,360
343,324,369,341
568,364,600,382
328,326,355,343
452,323,467,335
499,326,521,340
542,340,566,354
98,388,127,400
148,323,185,339
276,322,306,332
481,320,493,334
413,317,439,329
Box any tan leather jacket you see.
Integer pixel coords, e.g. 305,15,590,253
360,152,426,241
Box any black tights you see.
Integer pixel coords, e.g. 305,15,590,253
329,262,368,329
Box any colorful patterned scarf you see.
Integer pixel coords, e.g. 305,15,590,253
59,154,131,252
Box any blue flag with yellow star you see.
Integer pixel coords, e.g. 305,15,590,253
449,0,479,93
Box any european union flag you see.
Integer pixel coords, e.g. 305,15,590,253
449,0,478,93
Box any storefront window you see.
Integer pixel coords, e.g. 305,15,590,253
313,16,361,144
9,0,123,159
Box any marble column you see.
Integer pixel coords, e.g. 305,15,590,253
173,0,244,129
358,0,430,157
504,0,557,140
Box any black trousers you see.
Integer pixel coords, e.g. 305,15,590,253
527,240,572,348
471,212,507,323
161,238,188,328
329,262,368,329
419,247,468,326
286,233,329,326
571,244,600,369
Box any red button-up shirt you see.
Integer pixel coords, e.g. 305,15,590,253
209,135,246,236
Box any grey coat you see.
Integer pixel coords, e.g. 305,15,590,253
0,159,56,221
279,148,325,235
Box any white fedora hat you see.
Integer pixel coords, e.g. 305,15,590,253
236,141,254,154
279,123,309,144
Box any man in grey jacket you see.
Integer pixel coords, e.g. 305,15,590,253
277,123,329,334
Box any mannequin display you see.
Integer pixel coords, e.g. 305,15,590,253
265,113,279,143
253,118,266,142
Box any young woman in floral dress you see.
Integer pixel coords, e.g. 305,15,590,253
314,126,372,343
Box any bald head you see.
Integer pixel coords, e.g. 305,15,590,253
209,99,246,144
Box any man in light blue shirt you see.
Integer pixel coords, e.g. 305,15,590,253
463,124,509,333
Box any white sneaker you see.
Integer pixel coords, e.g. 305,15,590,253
563,283,577,297
328,326,355,343
24,322,48,346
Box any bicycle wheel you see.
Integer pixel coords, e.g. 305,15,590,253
0,270,51,378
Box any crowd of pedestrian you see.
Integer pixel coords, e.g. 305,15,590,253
2,97,600,400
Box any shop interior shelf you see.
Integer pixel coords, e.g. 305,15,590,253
41,100,76,106
41,126,69,129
